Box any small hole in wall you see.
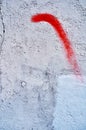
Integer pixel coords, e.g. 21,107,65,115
21,81,27,88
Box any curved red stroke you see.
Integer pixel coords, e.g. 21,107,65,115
31,13,82,80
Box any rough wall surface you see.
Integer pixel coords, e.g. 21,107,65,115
0,0,86,130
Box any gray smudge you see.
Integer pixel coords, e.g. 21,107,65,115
0,0,5,93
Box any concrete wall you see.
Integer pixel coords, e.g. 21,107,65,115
0,0,86,130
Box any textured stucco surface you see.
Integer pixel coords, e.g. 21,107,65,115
0,0,86,130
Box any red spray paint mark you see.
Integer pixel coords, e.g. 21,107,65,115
31,13,82,81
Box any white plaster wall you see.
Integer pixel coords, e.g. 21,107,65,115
0,0,86,130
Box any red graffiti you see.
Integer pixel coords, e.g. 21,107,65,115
31,13,82,81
